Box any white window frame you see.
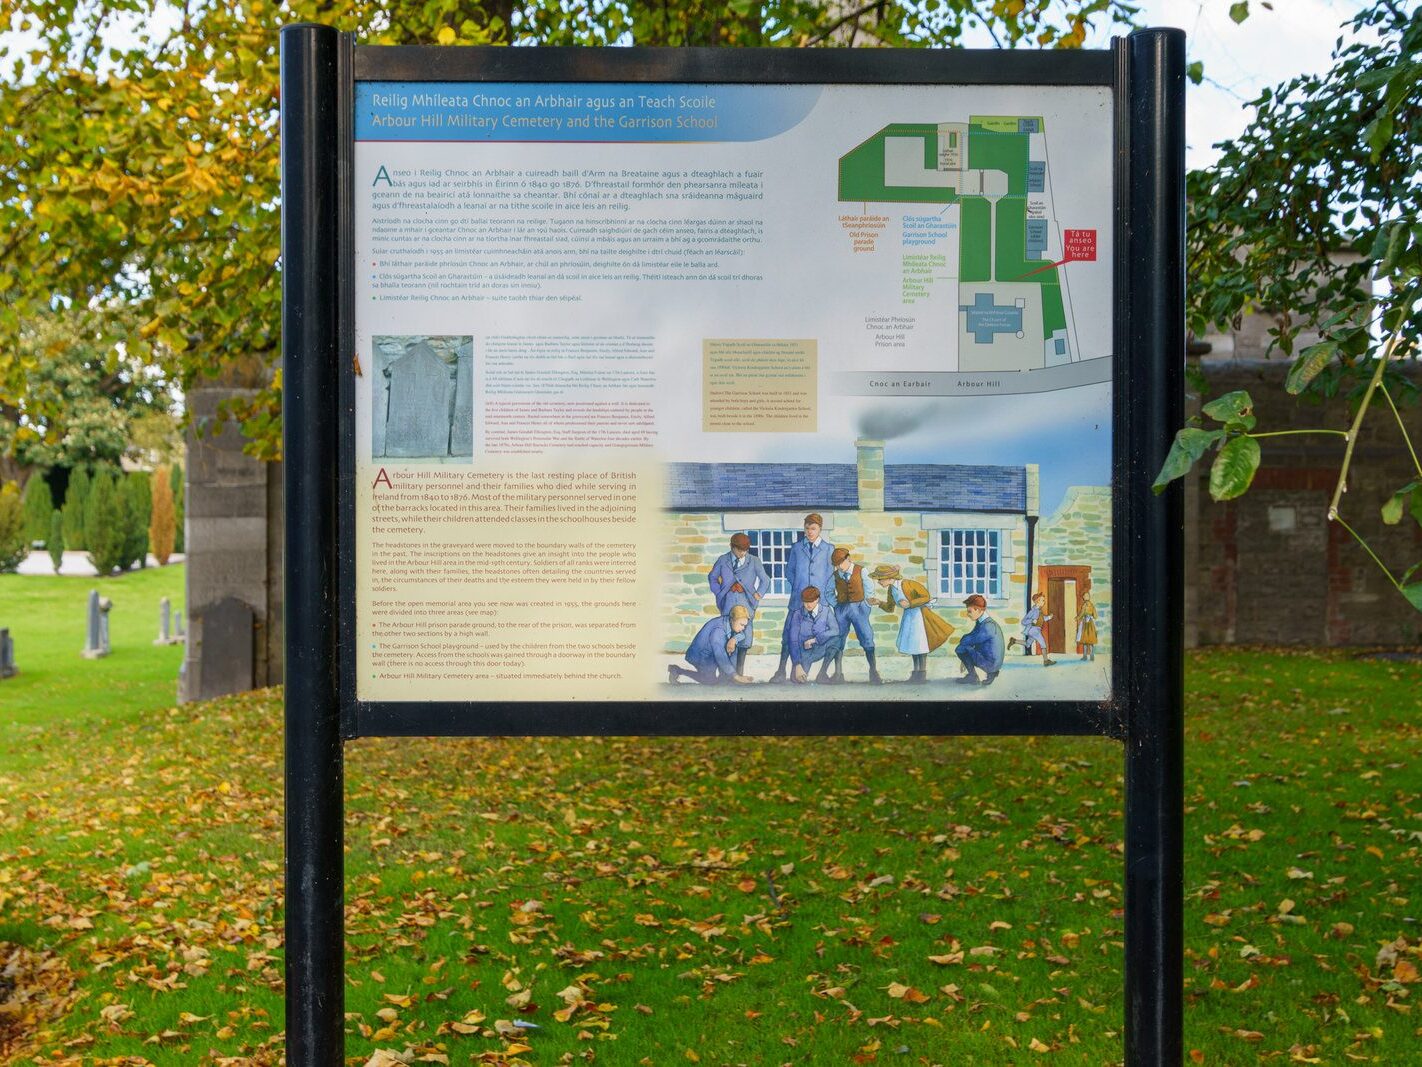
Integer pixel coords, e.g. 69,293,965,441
935,528,1003,600
744,528,804,596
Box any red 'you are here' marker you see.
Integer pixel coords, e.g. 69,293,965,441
1063,229,1097,261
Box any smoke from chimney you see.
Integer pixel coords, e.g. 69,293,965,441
857,402,943,442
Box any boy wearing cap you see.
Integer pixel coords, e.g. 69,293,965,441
832,546,882,684
669,605,755,686
955,594,1006,685
707,532,770,676
786,587,843,684
768,513,836,684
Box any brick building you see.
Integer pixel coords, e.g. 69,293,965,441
1185,358,1422,647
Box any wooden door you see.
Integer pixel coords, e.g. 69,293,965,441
1037,565,1093,655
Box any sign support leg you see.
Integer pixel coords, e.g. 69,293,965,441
1121,27,1186,1067
281,23,345,1067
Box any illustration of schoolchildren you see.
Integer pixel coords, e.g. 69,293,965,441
786,587,843,684
768,513,836,684
1077,591,1098,661
831,546,882,685
668,605,754,686
708,532,770,676
955,593,1006,686
869,563,954,684
1008,591,1057,666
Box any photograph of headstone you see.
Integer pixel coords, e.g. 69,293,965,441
372,335,474,461
82,589,112,659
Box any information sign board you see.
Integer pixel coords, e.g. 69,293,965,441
351,79,1119,713
280,27,1184,1065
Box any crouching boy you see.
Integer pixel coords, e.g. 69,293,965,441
669,605,754,685
787,587,843,684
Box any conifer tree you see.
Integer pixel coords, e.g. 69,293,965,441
170,462,185,554
0,482,27,572
61,467,90,548
150,466,176,566
124,472,152,569
83,470,130,576
48,509,64,573
21,475,53,545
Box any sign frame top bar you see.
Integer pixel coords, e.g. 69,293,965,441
352,44,1116,86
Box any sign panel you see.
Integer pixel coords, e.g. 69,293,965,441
352,80,1115,705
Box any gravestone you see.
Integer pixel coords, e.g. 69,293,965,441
82,590,111,659
381,341,456,458
0,628,15,679
179,380,283,703
450,345,474,456
175,609,186,641
154,597,172,645
186,596,254,699
371,371,389,458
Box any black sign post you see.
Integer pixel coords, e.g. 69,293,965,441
281,24,1184,1065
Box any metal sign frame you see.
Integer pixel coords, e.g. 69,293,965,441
281,24,1183,1065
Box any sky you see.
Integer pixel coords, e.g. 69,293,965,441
1087,0,1370,169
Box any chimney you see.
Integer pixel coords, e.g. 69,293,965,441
856,438,885,512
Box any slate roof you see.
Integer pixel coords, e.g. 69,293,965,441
666,462,1026,513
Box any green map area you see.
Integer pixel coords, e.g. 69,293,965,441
838,117,1069,357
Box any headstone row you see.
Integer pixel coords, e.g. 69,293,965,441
154,597,186,646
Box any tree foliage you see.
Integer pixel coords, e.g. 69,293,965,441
123,469,151,569
60,465,89,548
1186,2,1421,386
47,507,64,572
169,460,184,554
0,0,1137,462
0,481,27,571
1162,0,1422,613
149,463,175,565
82,468,129,576
21,471,52,543
0,306,176,473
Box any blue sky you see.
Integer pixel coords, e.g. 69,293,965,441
870,383,1112,519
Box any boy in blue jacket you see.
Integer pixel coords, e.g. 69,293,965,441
669,605,754,686
786,587,843,684
955,593,1006,685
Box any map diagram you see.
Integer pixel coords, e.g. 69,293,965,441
839,117,1101,380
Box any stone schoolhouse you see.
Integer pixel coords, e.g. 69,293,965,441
662,439,1112,657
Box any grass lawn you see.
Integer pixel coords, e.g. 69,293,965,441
0,564,187,729
0,631,1418,1063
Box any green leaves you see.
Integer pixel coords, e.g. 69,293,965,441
1153,391,1261,495
1228,1,1249,24
1286,341,1338,395
1184,0,1422,386
1201,390,1257,432
1187,60,1204,86
1153,427,1224,494
1209,436,1262,502
1380,481,1422,526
